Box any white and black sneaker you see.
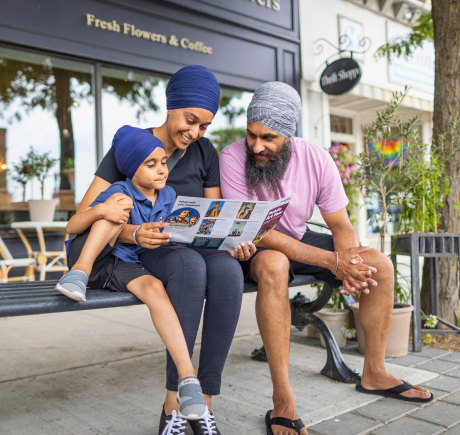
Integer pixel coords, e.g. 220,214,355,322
188,410,221,435
158,409,188,435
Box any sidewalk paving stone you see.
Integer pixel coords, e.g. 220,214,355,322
369,416,444,435
410,401,460,428
353,398,419,423
390,354,430,367
307,412,381,435
409,348,451,358
417,360,460,374
439,353,460,364
443,423,460,434
423,376,460,393
445,369,460,379
443,392,460,406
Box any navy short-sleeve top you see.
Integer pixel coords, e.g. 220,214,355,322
95,128,220,198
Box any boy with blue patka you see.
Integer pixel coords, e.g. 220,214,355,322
55,125,208,423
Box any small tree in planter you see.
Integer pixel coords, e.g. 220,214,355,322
11,158,34,202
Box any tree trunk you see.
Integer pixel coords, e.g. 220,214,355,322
54,68,75,192
430,0,460,323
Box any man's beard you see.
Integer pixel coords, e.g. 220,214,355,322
245,138,292,198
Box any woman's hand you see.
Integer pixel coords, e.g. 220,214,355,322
135,222,172,249
99,194,134,224
228,242,257,261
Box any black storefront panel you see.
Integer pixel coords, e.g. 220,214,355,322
0,0,300,91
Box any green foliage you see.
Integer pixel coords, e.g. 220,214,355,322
11,158,34,202
62,157,74,170
210,127,247,154
394,268,411,304
26,147,58,199
375,12,433,61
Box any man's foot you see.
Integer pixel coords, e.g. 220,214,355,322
360,372,431,401
269,404,308,435
55,270,88,302
188,410,221,435
158,409,188,435
177,377,208,420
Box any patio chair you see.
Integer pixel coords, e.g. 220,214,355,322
0,235,36,283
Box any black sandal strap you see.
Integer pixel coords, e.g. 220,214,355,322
385,381,416,395
270,416,305,434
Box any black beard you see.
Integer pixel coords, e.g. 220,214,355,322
245,138,291,198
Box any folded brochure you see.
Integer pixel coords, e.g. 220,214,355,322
163,195,292,250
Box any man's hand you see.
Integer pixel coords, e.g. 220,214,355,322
99,194,134,224
228,242,257,261
334,246,378,296
135,222,172,249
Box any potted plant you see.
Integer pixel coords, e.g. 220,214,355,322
26,147,59,221
11,158,34,203
61,157,75,191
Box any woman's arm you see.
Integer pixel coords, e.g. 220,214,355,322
204,186,222,199
77,176,111,213
67,204,104,235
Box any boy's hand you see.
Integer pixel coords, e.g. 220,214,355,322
100,194,134,224
136,222,172,249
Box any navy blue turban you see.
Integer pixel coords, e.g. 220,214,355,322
166,65,221,116
112,125,165,179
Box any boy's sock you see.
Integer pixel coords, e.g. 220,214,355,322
177,377,208,421
55,270,88,302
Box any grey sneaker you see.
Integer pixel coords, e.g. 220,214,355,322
55,270,88,302
177,377,208,420
188,411,221,435
159,409,188,435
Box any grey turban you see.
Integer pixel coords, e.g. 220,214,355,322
247,82,301,138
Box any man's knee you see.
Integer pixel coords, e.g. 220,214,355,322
251,250,290,286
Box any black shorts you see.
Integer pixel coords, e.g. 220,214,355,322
240,228,343,289
67,227,152,292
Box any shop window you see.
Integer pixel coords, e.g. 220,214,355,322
101,67,168,155
0,47,96,222
207,87,253,154
330,115,353,135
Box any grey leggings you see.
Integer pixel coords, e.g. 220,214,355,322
139,246,244,396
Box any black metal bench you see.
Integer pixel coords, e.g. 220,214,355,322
0,276,360,384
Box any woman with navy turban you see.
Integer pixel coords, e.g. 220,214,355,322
77,65,255,435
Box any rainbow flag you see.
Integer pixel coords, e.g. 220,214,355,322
368,140,409,164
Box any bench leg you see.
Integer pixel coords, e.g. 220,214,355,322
304,312,361,384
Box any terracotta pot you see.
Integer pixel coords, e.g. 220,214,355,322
315,308,349,348
350,302,414,358
28,199,59,222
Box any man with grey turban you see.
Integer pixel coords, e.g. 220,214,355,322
220,82,432,435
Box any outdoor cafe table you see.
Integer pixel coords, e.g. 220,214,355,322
11,221,69,281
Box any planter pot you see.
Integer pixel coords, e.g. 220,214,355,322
62,168,75,191
315,308,349,348
350,302,414,358
28,199,59,222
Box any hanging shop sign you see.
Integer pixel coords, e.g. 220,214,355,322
320,57,361,96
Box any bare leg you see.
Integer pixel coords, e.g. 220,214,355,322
359,249,431,399
72,218,124,276
127,275,195,382
250,250,308,435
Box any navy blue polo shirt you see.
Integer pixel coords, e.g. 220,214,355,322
65,179,176,264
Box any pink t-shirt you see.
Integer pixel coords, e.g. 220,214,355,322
219,137,348,241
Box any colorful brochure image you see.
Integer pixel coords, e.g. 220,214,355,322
163,195,292,250
205,201,224,218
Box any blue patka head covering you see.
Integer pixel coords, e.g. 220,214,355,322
166,65,221,116
112,125,165,179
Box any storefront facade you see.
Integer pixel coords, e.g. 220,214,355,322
299,0,434,243
0,0,300,221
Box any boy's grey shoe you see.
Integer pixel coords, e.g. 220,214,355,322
177,377,208,420
55,270,88,302
159,409,188,435
188,411,221,435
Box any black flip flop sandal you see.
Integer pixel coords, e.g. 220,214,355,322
265,410,305,435
356,380,433,403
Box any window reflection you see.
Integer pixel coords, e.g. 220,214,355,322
101,67,168,154
0,47,96,221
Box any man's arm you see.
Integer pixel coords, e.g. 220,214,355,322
257,227,377,292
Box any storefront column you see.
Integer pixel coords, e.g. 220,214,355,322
94,62,103,166
321,93,331,149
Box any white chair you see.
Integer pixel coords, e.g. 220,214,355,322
0,235,36,284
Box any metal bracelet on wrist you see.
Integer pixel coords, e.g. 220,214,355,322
332,251,339,275
133,225,142,246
